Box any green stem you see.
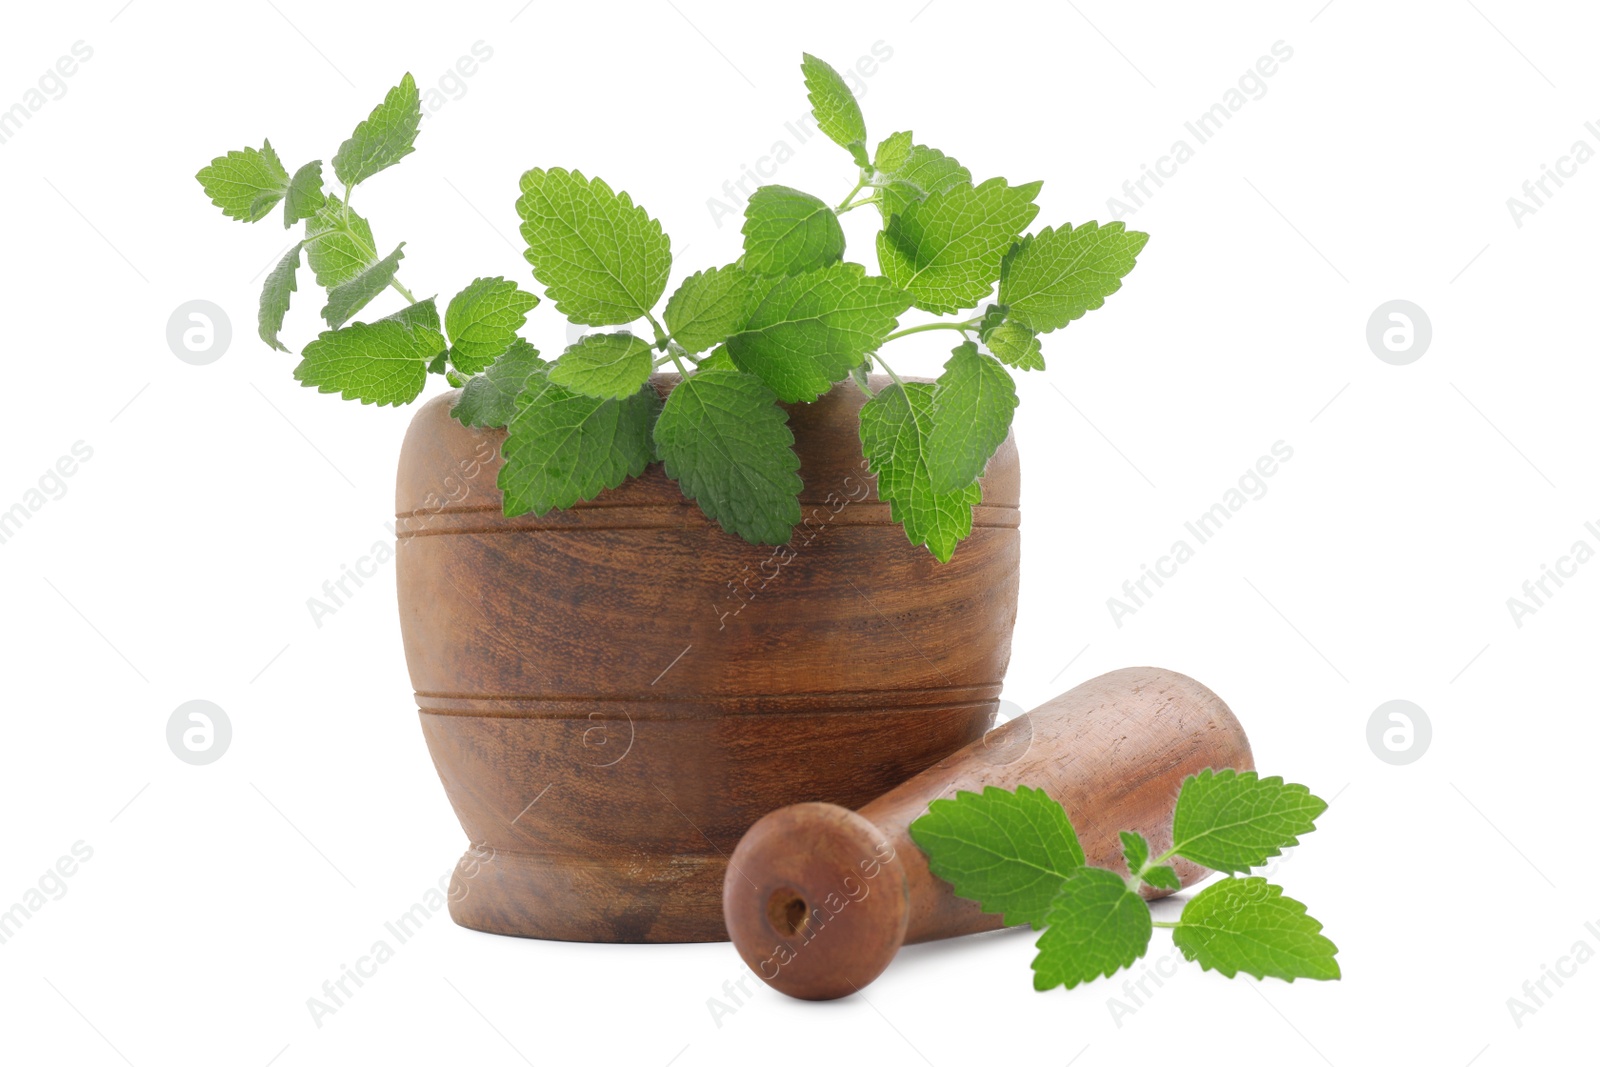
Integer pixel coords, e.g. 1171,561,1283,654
871,351,905,389
1151,920,1181,929
835,177,867,212
316,200,418,307
655,345,698,369
836,195,881,215
655,338,696,369
881,319,980,344
647,312,670,350
669,352,691,376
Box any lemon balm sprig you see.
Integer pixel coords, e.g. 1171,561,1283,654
196,55,1149,561
909,770,1338,989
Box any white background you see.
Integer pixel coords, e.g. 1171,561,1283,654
1,1,1595,1064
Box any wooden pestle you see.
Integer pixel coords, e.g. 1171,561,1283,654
721,666,1254,1000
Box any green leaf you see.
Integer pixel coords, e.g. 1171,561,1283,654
378,295,442,337
1170,769,1328,874
741,185,845,276
925,342,1017,493
1121,830,1150,874
444,276,540,373
872,134,971,222
517,167,672,326
998,222,1149,333
499,377,659,516
332,73,422,187
872,130,913,174
698,345,736,371
378,297,446,365
321,242,405,328
878,178,1041,313
1032,868,1153,991
547,332,655,400
859,381,982,562
1117,830,1180,891
976,304,1006,335
849,359,872,394
725,263,911,402
389,300,448,366
800,53,867,164
282,160,325,228
982,319,1044,371
908,785,1085,929
304,197,378,288
664,265,756,354
1143,865,1182,892
196,140,290,223
258,242,303,352
452,339,546,429
293,315,445,406
1172,877,1340,981
653,370,802,545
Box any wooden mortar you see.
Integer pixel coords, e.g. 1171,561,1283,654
395,374,1020,943
722,666,1253,998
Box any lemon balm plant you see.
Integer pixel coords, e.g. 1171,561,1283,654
197,55,1147,561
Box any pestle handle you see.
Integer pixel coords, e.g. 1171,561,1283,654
722,666,1254,1000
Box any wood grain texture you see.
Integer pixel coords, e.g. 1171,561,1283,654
395,374,1020,942
722,666,1255,998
